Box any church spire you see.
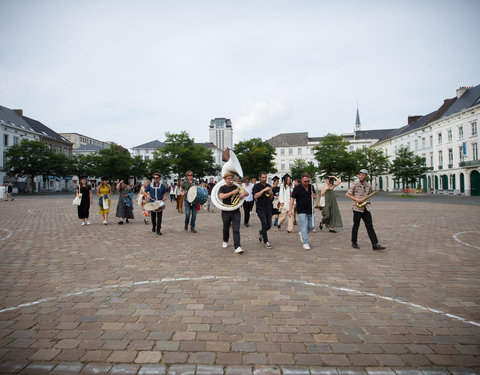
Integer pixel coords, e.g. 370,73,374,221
354,105,361,132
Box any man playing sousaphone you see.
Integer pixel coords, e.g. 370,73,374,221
218,171,249,254
143,172,167,236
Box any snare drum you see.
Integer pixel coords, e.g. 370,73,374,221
187,186,208,206
144,201,165,212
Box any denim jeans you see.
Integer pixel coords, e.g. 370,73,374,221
297,213,313,244
184,202,197,229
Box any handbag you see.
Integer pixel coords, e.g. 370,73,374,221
72,194,82,206
319,195,325,208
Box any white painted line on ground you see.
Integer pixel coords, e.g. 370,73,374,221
453,231,480,250
0,275,478,327
0,228,12,241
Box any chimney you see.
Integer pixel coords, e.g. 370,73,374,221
456,86,472,98
13,109,24,117
408,115,421,124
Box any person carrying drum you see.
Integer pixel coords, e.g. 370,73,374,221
144,172,167,236
180,170,198,233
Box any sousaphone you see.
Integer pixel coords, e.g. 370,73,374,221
211,149,245,211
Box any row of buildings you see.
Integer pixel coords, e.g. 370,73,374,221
1,84,479,195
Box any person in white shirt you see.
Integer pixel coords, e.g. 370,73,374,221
242,177,254,227
278,174,294,232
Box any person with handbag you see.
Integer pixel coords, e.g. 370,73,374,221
319,176,343,233
277,174,293,232
97,178,111,225
77,177,93,226
116,180,134,224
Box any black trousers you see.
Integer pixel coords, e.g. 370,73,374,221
243,201,254,224
222,210,241,249
257,207,272,243
351,209,378,245
151,210,163,233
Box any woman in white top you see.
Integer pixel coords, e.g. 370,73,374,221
277,175,294,233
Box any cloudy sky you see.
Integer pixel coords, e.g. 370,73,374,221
1,0,479,149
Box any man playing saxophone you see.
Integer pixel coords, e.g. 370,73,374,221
219,171,249,254
345,169,386,251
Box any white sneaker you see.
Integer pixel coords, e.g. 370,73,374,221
86,220,91,225
103,220,107,225
235,247,244,254
303,243,311,250
81,222,85,226
222,242,228,248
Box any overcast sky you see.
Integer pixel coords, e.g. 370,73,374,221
1,0,479,149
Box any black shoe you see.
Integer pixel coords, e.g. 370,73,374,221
352,242,359,249
191,228,197,233
152,227,155,232
118,221,123,225
184,225,188,231
372,244,386,251
319,223,324,230
126,219,129,223
258,232,262,242
156,231,162,235
277,225,281,229
329,229,337,233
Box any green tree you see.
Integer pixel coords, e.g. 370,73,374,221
390,146,429,190
93,144,132,181
290,158,318,182
5,139,68,193
353,147,391,182
153,131,219,180
233,138,277,178
314,133,357,180
130,155,150,183
67,154,96,178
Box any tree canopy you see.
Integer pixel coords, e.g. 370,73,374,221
233,138,277,179
290,158,318,182
313,133,357,180
390,146,429,188
92,144,132,181
353,147,391,181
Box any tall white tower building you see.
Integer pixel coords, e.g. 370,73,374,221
209,118,233,150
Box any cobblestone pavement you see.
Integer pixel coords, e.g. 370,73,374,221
0,195,479,374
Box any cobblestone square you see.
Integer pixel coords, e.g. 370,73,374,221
0,194,479,374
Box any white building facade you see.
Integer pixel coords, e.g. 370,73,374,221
209,118,233,151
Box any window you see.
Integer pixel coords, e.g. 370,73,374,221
472,121,478,136
473,143,478,161
144,155,150,160
14,136,19,145
311,148,314,154
429,152,433,168
407,142,410,150
281,162,285,170
4,134,8,146
438,132,442,145
289,148,293,155
447,129,452,142
414,140,418,150
459,146,464,162
430,135,433,147
280,148,285,155
458,126,464,139
297,148,302,155
422,138,426,148
438,150,443,168
289,161,293,168
448,148,453,167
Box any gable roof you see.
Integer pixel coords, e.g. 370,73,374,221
74,144,106,152
354,129,397,141
132,140,166,149
441,84,480,118
22,116,71,144
0,106,37,133
267,132,310,147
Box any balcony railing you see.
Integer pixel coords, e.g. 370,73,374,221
459,160,480,167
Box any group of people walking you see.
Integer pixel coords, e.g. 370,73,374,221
74,167,386,253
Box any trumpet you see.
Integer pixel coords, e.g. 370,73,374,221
230,186,246,206
356,190,378,208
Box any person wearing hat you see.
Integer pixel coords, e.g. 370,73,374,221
346,169,386,251
144,172,167,235
218,171,249,254
271,176,281,227
278,173,293,232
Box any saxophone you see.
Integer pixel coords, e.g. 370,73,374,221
356,190,378,208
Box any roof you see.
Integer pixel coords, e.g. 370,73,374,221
441,84,480,119
22,116,71,144
267,132,310,147
354,129,397,141
194,142,221,150
132,140,166,149
74,144,106,151
0,106,37,133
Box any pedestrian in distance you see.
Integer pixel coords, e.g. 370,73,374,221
77,177,93,226
116,180,134,224
97,178,111,225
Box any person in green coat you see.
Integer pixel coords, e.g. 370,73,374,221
319,176,343,233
